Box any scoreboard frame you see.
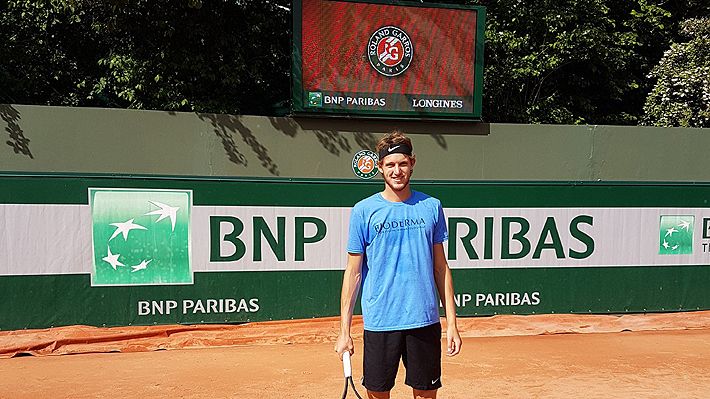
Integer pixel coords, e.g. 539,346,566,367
291,0,486,121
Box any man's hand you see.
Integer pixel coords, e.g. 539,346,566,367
334,333,354,360
446,325,462,357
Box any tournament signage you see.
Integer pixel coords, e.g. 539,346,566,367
23,204,710,275
3,176,710,330
292,0,486,120
352,150,379,179
368,26,413,77
89,188,192,286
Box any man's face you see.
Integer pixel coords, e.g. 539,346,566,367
378,153,415,192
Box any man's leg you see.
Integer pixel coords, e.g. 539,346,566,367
402,324,442,393
412,388,437,398
366,388,437,398
367,390,391,399
363,329,403,394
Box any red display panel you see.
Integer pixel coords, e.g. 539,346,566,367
292,0,486,119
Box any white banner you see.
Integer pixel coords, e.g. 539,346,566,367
2,204,710,276
445,207,710,268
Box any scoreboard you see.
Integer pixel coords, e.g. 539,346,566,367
292,0,486,120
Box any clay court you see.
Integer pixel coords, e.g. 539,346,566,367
2,312,710,398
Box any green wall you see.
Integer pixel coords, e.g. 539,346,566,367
2,104,709,181
2,104,710,330
2,175,710,330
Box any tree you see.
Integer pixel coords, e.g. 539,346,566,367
2,0,709,124
642,18,710,128
89,0,291,114
477,0,674,124
0,0,291,115
0,0,102,106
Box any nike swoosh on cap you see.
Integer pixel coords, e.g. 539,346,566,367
387,145,401,152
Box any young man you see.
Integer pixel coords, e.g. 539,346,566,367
335,130,462,399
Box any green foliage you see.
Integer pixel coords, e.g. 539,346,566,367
1,0,709,124
0,0,98,106
477,0,675,124
642,18,710,128
90,0,291,114
405,0,708,124
1,0,291,115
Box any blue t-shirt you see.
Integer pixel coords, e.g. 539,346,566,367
347,190,449,331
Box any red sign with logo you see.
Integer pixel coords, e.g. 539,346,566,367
293,0,486,119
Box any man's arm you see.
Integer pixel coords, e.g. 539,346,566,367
433,243,462,356
334,253,364,360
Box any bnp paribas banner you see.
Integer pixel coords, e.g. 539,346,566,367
1,176,710,330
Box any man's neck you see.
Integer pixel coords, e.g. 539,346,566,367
381,185,412,203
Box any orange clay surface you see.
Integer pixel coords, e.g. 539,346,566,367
2,312,710,398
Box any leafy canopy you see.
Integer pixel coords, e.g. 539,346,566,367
2,0,709,124
642,17,710,128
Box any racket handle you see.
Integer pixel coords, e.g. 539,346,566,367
342,351,352,377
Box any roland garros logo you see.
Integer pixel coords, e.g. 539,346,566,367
368,26,413,77
352,150,378,179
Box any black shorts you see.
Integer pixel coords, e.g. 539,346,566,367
362,322,442,392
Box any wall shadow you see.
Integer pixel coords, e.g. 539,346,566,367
2,104,34,159
264,115,484,157
312,128,351,156
268,117,298,138
354,131,379,152
171,110,488,176
198,113,280,176
293,117,490,136
293,117,490,152
269,116,353,156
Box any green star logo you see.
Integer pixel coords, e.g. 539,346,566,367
659,215,694,255
90,188,192,286
308,92,323,107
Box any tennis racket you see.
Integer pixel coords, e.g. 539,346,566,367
341,351,363,399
